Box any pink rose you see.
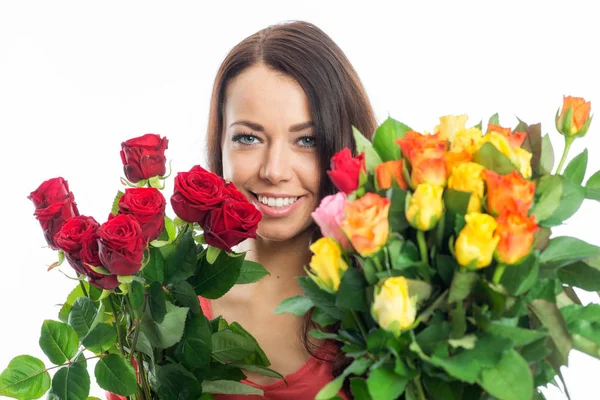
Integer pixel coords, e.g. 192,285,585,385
311,192,350,249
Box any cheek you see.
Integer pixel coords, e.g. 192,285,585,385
296,153,321,194
221,146,259,184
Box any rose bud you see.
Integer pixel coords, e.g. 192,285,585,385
455,213,500,269
327,148,366,194
54,215,101,275
375,160,408,190
28,177,80,250
341,193,391,256
170,165,227,224
306,238,349,293
120,134,169,183
447,162,485,213
397,131,448,187
118,188,166,242
434,114,468,141
311,192,351,250
203,198,262,252
484,170,535,217
372,276,417,334
487,124,527,148
405,183,444,231
494,212,539,265
98,214,146,276
556,96,592,138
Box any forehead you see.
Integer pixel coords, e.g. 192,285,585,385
224,64,311,126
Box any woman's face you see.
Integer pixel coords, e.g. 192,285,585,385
221,63,320,242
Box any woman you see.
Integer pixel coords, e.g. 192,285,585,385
202,20,377,399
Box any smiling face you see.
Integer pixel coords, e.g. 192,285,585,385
221,64,320,242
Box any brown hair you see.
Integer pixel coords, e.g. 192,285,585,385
206,20,377,391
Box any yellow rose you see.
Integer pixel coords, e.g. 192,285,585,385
372,276,417,334
447,162,485,213
405,183,444,231
510,147,533,179
341,193,390,256
307,237,349,293
435,114,469,141
483,132,512,158
455,213,500,269
450,127,484,154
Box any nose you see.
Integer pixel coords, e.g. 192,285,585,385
259,140,293,185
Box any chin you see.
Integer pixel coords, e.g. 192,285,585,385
255,219,314,243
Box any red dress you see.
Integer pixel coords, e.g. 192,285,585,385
200,297,349,400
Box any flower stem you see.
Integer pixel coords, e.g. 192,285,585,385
492,264,507,285
128,291,148,361
108,295,124,354
556,136,575,175
417,230,429,265
351,310,368,342
78,280,89,298
414,376,427,400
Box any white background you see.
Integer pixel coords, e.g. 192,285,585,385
1,1,599,398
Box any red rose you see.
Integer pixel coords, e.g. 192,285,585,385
89,274,120,290
327,148,365,194
170,165,227,223
118,188,166,242
28,177,79,250
203,199,261,252
224,182,249,202
54,215,101,275
98,214,146,276
120,134,169,183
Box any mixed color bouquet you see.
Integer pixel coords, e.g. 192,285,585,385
276,96,600,400
0,134,278,399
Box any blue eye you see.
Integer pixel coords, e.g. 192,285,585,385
298,136,316,148
232,133,260,146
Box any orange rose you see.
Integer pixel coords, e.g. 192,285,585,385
487,124,526,148
397,131,448,187
494,212,539,265
556,95,592,137
483,170,535,216
445,150,472,176
376,160,408,190
341,193,390,256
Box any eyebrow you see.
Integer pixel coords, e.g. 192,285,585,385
229,120,314,133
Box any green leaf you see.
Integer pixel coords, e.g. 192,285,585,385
192,250,244,299
558,261,600,291
94,354,137,395
148,281,167,323
0,355,51,399
488,113,500,126
585,169,600,201
156,364,203,399
500,252,540,296
353,126,383,171
236,260,270,284
478,349,533,400
316,375,345,400
372,117,412,162
540,236,600,269
170,280,201,314
150,216,177,247
541,176,585,226
422,375,462,400
274,295,314,316
58,283,96,323
211,330,256,363
517,119,542,176
68,297,101,340
129,280,144,317
528,299,572,366
415,321,452,354
202,380,263,396
443,189,472,216
350,378,372,400
228,322,270,367
537,134,555,175
311,307,339,327
165,230,197,284
448,270,478,303
174,313,212,370
367,368,408,400
39,320,79,365
485,323,547,347
228,363,284,379
297,276,344,319
531,175,563,221
110,190,125,216
386,188,409,232
51,362,90,400
520,338,551,363
473,142,516,175
206,245,221,264
81,323,117,354
563,149,588,185
336,267,368,312
141,302,189,349
143,247,165,283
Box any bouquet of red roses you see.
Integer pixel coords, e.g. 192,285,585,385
0,134,278,399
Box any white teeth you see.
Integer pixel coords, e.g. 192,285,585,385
257,195,299,208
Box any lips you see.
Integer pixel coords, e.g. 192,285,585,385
249,192,306,218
